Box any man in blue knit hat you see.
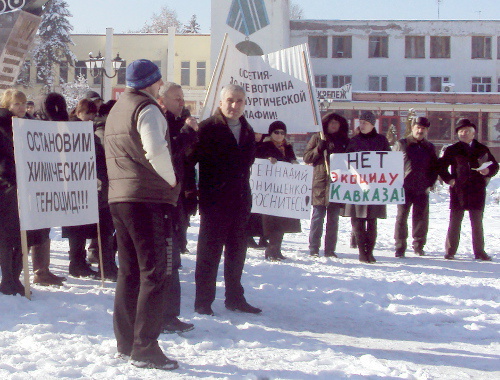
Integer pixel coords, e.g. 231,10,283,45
105,59,180,370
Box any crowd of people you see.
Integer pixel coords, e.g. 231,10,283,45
0,59,498,371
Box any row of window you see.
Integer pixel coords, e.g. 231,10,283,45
18,60,207,87
314,75,498,92
309,35,500,59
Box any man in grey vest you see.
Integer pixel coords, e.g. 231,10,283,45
105,59,180,370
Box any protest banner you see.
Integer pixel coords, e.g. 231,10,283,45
250,158,313,219
329,151,405,205
201,36,321,134
12,118,99,230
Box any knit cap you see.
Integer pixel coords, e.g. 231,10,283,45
126,59,162,90
359,111,376,126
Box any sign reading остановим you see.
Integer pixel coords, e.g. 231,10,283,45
329,151,405,205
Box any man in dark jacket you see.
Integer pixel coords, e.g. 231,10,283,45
393,117,438,257
303,112,349,258
157,82,197,334
191,84,261,316
439,119,498,261
105,59,180,370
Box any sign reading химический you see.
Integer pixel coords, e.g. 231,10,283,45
329,151,405,205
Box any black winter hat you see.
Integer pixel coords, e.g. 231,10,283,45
269,120,287,135
455,118,476,133
359,111,376,126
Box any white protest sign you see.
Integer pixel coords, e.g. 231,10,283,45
250,158,313,219
329,151,405,205
12,118,99,230
202,37,321,134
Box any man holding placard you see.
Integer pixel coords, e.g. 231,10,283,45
439,119,498,261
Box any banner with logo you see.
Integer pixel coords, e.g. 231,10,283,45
12,118,99,230
202,36,321,134
329,151,405,205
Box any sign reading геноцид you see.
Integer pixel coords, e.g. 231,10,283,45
329,151,405,205
12,118,99,230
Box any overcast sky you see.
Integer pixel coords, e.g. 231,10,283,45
63,0,500,34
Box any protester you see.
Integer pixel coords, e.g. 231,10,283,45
256,121,301,261
343,111,391,263
87,99,117,264
157,82,197,334
25,100,35,118
439,119,499,261
65,99,118,281
393,117,439,257
85,90,104,113
303,112,349,258
105,59,180,370
191,84,261,316
0,90,25,295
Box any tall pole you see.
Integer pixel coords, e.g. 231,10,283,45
104,27,114,101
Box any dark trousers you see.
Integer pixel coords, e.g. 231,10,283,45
110,202,173,362
445,209,485,257
0,185,22,292
195,206,248,309
351,217,377,259
309,203,341,254
394,192,429,254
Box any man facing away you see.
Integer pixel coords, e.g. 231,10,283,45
439,119,499,261
393,117,439,257
156,82,198,334
105,59,180,370
191,84,261,316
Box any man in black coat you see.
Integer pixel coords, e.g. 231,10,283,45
157,82,197,333
439,119,499,261
393,117,438,257
190,84,261,316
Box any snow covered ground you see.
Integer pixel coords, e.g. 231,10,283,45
0,181,499,379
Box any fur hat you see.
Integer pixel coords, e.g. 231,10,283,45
269,120,287,135
455,118,476,133
126,59,162,90
359,111,376,126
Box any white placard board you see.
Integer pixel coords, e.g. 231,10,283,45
12,118,99,230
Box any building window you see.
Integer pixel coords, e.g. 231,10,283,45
471,36,492,59
430,76,450,92
75,60,87,79
332,75,351,88
471,77,491,92
405,36,425,58
117,60,127,85
368,36,388,58
308,36,328,58
315,75,327,88
181,61,190,86
93,71,102,85
405,76,425,91
498,37,500,59
196,61,206,87
430,36,450,58
498,78,500,92
59,62,68,84
332,36,352,58
368,76,388,91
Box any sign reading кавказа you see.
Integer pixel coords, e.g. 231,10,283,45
329,151,405,205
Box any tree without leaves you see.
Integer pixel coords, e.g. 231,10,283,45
138,5,180,33
32,0,76,93
182,14,201,34
290,2,304,20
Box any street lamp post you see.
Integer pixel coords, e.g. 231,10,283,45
86,52,124,99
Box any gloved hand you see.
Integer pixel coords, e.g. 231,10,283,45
317,139,327,152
